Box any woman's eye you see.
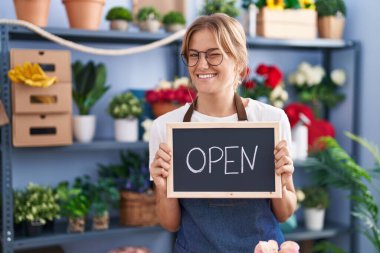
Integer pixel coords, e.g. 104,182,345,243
209,53,221,58
189,53,199,58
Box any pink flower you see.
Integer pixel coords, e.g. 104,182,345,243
254,241,300,253
279,241,300,253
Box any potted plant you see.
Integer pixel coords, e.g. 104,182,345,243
14,183,60,237
98,150,157,226
56,181,91,233
72,60,110,143
106,6,133,31
62,0,105,30
108,92,143,142
315,0,346,39
136,6,162,33
301,186,329,231
145,77,196,118
162,11,186,33
90,178,120,230
13,0,51,27
200,0,240,18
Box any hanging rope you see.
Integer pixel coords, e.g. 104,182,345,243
0,19,185,56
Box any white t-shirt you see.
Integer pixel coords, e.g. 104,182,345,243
149,98,292,166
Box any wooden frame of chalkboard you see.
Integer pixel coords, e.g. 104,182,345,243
167,122,281,198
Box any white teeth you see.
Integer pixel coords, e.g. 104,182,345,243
198,74,216,79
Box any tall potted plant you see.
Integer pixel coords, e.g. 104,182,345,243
72,60,110,143
136,7,162,33
301,186,329,231
108,92,143,142
62,0,105,30
13,0,51,27
315,0,346,39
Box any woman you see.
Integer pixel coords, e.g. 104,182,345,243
149,13,296,253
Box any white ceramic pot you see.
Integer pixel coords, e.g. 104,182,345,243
115,118,138,142
139,20,161,33
73,115,96,143
165,24,184,33
304,208,326,231
110,20,128,31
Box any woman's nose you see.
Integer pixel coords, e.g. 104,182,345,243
197,52,209,68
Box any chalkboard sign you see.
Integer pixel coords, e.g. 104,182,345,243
167,122,281,198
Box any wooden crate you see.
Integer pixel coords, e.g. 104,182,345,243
257,8,317,39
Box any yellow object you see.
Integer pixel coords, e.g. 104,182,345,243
8,62,58,88
299,0,316,10
267,0,285,10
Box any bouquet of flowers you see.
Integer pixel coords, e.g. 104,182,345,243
145,77,196,117
255,0,316,10
240,64,288,108
254,240,300,253
288,62,346,118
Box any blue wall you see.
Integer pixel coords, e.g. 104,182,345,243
2,0,380,252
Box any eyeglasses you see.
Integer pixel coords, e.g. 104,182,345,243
181,49,224,67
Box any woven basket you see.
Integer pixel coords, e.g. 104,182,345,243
119,191,158,226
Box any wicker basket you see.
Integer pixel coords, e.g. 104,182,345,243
119,191,158,226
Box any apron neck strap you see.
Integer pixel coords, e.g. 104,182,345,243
183,93,248,122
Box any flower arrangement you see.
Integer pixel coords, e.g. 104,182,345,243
98,150,151,193
288,62,346,118
8,62,57,88
108,92,143,119
255,0,315,10
241,64,288,108
145,77,196,117
254,240,300,253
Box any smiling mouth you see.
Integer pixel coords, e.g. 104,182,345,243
197,73,217,79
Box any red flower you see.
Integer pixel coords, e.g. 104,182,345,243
243,80,256,89
307,119,335,146
145,90,159,103
284,103,314,128
256,64,270,75
265,66,282,89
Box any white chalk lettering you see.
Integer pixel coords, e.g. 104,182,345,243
208,146,223,174
225,146,239,175
186,147,206,173
241,145,258,173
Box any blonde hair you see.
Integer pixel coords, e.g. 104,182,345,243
181,13,248,80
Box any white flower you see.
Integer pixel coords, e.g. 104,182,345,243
280,90,288,101
143,132,150,142
273,100,284,108
314,65,325,78
173,77,189,89
270,85,283,100
298,62,313,74
141,118,153,130
331,69,346,86
294,72,306,86
157,80,172,90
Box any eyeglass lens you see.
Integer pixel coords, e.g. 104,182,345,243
181,49,223,67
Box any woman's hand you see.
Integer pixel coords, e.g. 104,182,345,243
274,140,294,189
149,143,172,193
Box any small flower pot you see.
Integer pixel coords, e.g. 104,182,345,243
63,0,105,30
304,208,326,231
67,217,85,233
73,115,96,143
318,16,345,39
13,0,51,27
92,212,109,230
114,118,138,142
151,102,181,118
139,20,161,33
164,24,185,33
26,220,44,237
110,20,129,31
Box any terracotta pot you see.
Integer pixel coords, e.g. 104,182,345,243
151,102,181,118
63,0,105,30
318,16,345,39
13,0,51,27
